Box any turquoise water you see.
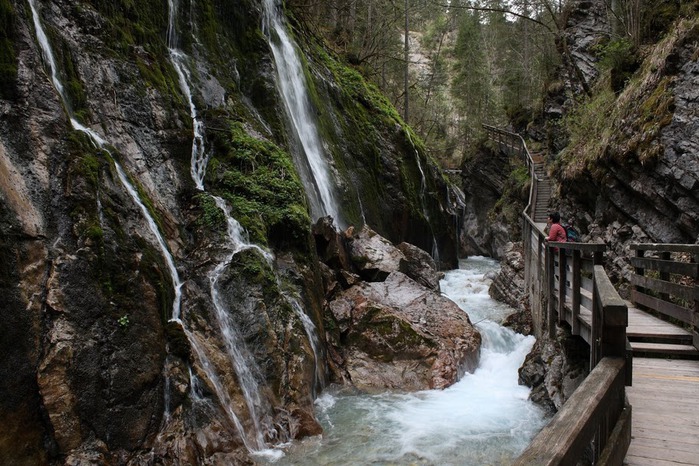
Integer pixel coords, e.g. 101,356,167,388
261,257,548,465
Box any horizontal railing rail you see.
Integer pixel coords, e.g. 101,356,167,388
630,243,699,349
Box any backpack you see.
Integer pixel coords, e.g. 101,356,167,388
565,225,581,242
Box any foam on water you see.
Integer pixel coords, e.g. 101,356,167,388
263,256,548,465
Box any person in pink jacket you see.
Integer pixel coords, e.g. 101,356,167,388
546,212,567,243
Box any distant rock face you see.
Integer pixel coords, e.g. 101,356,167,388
316,223,481,391
460,145,522,259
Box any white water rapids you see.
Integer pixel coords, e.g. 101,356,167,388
265,257,548,465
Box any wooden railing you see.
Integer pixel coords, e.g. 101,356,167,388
513,357,630,466
515,243,632,465
630,243,699,349
482,124,540,220
485,125,631,465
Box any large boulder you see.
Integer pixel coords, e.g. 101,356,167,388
328,272,481,391
397,241,441,291
346,225,406,282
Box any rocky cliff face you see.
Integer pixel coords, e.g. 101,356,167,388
548,4,699,284
502,1,698,410
0,0,460,464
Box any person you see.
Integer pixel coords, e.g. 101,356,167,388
546,212,567,243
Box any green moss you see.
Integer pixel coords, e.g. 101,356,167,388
557,88,616,176
206,121,311,251
135,55,182,99
85,224,104,241
193,192,226,231
317,45,402,125
83,0,168,50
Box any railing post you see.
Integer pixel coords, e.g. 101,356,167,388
594,250,604,265
546,245,555,339
634,248,645,297
558,249,567,324
694,252,699,350
659,251,671,302
595,264,628,364
572,250,581,336
591,276,600,369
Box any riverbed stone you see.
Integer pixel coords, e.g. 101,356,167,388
328,271,481,391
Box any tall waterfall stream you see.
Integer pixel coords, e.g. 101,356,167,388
28,0,184,321
262,0,343,227
266,257,548,465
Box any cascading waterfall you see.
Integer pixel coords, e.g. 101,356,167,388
208,196,277,449
405,131,440,264
166,0,277,451
265,257,549,465
166,2,323,454
28,0,183,320
167,0,208,190
261,0,343,228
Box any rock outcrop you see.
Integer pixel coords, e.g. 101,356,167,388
316,222,481,391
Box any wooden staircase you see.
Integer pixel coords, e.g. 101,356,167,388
627,305,699,359
531,155,551,224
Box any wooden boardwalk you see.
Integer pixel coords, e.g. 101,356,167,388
625,306,699,465
625,358,699,465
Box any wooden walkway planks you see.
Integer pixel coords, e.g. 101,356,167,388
624,357,699,466
626,306,693,341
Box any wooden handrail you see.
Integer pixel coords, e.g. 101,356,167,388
630,243,699,349
515,264,632,466
512,358,631,466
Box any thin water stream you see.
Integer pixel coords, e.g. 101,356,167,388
166,0,281,453
265,257,548,465
28,0,183,320
166,2,326,456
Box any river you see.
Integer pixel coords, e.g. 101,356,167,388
263,256,548,465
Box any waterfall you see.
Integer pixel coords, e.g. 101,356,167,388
167,0,208,190
261,0,343,228
166,0,278,451
28,0,183,320
167,2,324,455
209,196,275,448
405,131,440,265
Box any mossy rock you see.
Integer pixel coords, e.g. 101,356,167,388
205,120,312,252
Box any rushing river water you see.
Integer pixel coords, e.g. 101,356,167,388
264,257,548,465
